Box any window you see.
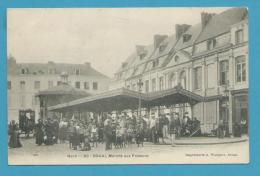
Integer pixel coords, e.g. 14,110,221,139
159,76,164,91
194,67,202,90
139,53,146,60
75,69,80,75
48,68,56,74
20,81,26,90
220,61,229,85
8,81,11,90
152,59,159,68
159,44,167,53
145,80,149,93
168,73,176,89
84,82,90,90
48,81,54,88
174,56,180,63
152,78,156,92
75,81,81,89
179,71,186,89
132,84,136,91
20,95,26,107
207,64,216,88
93,82,98,90
236,56,246,83
21,68,29,74
57,81,62,86
34,81,41,90
235,29,244,44
207,39,216,50
32,96,39,106
183,34,192,42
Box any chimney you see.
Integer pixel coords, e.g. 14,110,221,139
175,24,191,40
85,62,91,68
48,61,54,64
136,45,146,55
122,62,127,68
153,34,168,48
201,12,215,29
8,55,16,66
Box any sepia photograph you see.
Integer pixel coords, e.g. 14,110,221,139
7,7,249,165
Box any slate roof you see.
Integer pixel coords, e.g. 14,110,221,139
175,23,202,50
8,61,109,78
196,8,247,43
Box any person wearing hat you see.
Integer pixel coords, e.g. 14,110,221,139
104,118,113,150
35,119,44,146
169,113,180,146
44,117,55,145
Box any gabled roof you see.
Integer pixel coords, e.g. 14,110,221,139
162,50,192,68
175,23,202,50
196,8,247,43
149,35,177,60
116,45,154,74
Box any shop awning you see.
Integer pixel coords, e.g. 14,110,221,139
48,85,203,113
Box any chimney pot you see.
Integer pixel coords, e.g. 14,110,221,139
175,24,191,40
153,34,168,49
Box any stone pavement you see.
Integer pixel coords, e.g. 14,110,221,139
8,137,249,165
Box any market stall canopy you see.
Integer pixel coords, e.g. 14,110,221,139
48,85,203,113
147,85,204,106
48,88,149,112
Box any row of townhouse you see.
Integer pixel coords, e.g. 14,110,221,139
110,8,248,134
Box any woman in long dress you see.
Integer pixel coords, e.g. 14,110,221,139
8,120,22,148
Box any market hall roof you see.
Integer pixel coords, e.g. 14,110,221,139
48,85,203,113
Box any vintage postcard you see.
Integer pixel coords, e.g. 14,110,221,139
7,7,249,165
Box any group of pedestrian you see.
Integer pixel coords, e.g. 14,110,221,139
67,119,99,151
35,117,59,146
147,112,201,146
103,113,146,150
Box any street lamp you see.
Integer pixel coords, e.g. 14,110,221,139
137,78,144,118
223,81,230,137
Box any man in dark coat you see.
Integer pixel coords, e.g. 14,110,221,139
44,118,55,145
35,119,44,145
104,119,113,150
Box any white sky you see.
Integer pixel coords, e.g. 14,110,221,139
7,8,230,77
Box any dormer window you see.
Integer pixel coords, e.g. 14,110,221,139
21,68,29,74
152,59,159,68
159,44,167,53
183,34,192,43
235,29,244,44
48,68,56,74
207,38,216,50
75,68,80,75
122,62,128,68
139,53,146,60
174,56,180,63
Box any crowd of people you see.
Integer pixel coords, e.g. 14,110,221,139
8,111,202,149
